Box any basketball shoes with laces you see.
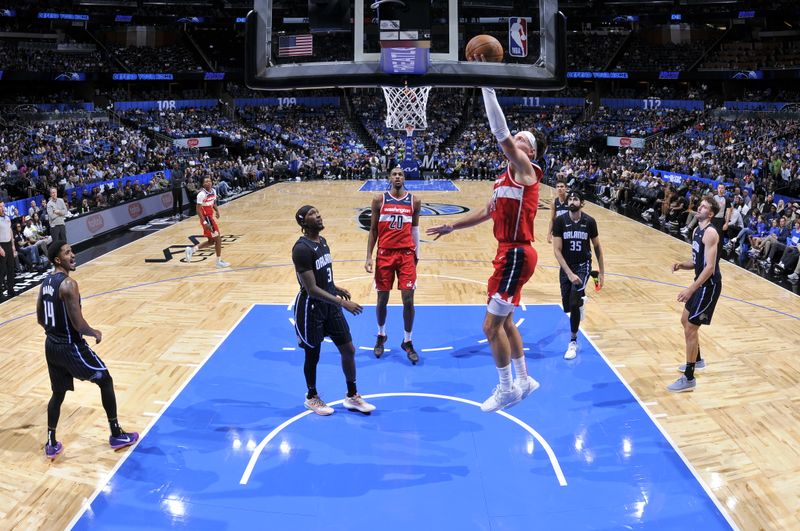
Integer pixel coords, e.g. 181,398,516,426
343,394,376,413
304,396,334,416
373,334,387,358
400,340,419,365
480,383,523,412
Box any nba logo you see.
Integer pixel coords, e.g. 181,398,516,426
508,17,527,58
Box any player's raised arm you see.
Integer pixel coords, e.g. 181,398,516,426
481,87,539,185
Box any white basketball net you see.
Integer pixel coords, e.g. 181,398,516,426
381,85,431,132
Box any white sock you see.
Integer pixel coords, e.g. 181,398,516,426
377,324,385,336
512,356,527,381
217,256,224,263
497,364,513,391
404,330,412,342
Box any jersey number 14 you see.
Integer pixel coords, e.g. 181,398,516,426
43,300,56,327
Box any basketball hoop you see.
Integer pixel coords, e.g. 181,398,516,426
382,84,431,131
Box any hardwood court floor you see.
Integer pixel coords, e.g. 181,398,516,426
0,180,798,530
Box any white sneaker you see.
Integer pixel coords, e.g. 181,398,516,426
789,273,799,282
216,259,230,268
564,341,578,360
343,394,376,413
480,384,523,412
304,396,334,416
516,376,540,399
185,246,194,261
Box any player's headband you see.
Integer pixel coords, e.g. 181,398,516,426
295,205,315,226
519,131,537,156
567,190,583,201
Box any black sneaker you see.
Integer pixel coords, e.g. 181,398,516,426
401,340,419,365
374,334,387,358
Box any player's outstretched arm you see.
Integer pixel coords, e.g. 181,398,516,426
426,202,492,240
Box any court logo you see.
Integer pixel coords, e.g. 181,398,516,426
145,234,242,263
357,202,469,231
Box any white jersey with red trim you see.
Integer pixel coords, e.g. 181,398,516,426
196,187,217,216
490,163,542,244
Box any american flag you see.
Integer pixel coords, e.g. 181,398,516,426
278,35,313,57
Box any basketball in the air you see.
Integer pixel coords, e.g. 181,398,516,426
465,34,504,62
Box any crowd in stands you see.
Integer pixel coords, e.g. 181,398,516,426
616,31,716,71
121,106,249,142
702,37,800,71
106,43,205,73
565,31,628,71
0,41,105,72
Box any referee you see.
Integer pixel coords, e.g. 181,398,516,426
0,201,17,298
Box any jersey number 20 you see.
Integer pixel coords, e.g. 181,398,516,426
389,215,404,230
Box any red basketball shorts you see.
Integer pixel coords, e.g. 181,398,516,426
200,213,219,239
375,248,417,291
487,243,537,306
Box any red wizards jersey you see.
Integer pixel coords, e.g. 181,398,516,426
491,163,542,244
377,191,415,250
196,187,217,216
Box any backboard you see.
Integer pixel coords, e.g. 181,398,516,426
245,0,566,91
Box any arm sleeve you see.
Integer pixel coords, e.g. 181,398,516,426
411,226,420,257
481,88,510,142
292,244,314,274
